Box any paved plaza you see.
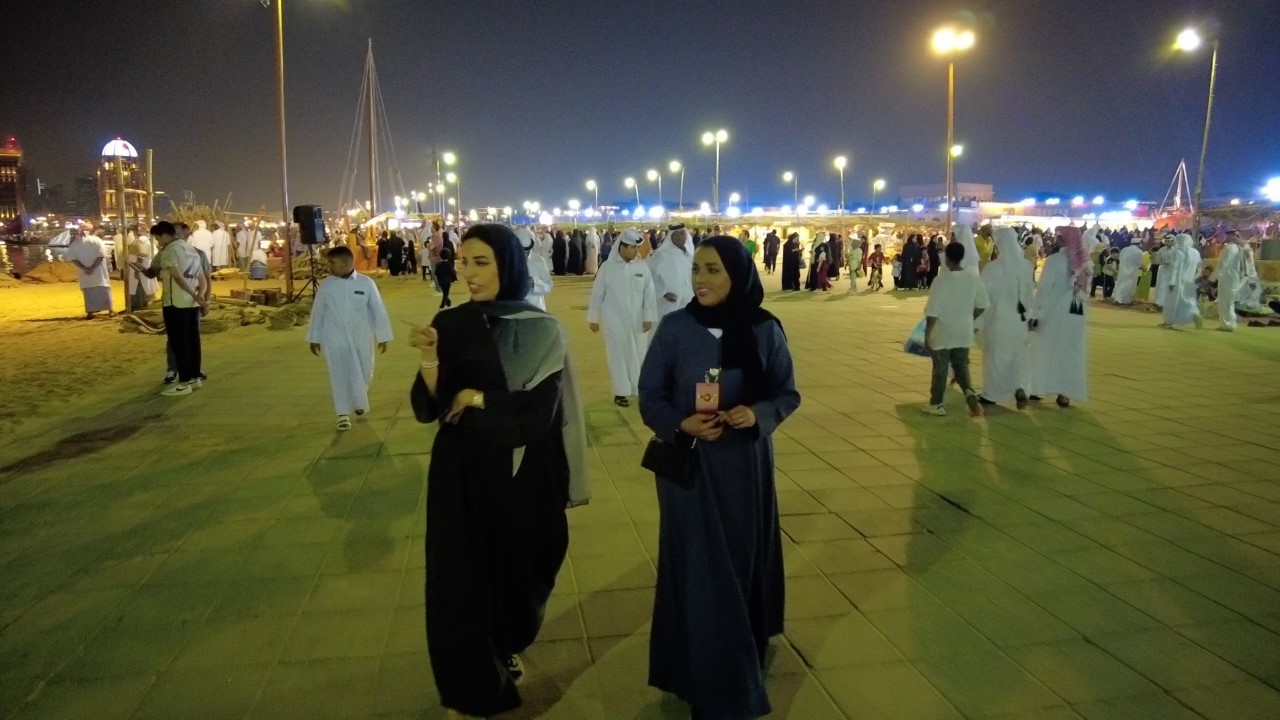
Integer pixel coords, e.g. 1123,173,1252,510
2,269,1279,720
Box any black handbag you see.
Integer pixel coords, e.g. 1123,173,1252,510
641,434,698,488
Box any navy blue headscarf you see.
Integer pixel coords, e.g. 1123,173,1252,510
460,223,530,303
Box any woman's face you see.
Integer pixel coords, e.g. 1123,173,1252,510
693,246,732,307
459,238,500,301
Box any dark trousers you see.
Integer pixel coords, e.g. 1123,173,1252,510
764,252,777,273
163,306,202,383
166,312,202,375
439,280,453,309
930,347,973,406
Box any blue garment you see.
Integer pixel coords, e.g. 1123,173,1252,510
639,309,800,718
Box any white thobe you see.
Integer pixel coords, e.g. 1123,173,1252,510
1161,240,1201,326
189,225,214,257
647,241,693,317
537,232,554,264
1154,246,1174,307
1215,243,1245,330
306,272,393,416
846,247,863,292
527,252,554,311
1112,245,1143,305
587,258,657,397
584,231,600,274
210,228,232,267
127,235,159,299
236,229,261,262
980,230,1034,403
953,226,981,275
1028,253,1088,402
67,236,111,290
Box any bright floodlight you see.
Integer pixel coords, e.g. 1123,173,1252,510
445,172,457,183
782,171,794,182
1230,198,1241,205
699,201,711,213
780,204,792,214
725,206,742,219
624,177,635,188
1124,199,1140,210
435,183,445,193
669,160,681,172
1072,196,1086,206
585,179,596,191
568,199,581,210
502,206,512,216
647,169,658,181
932,27,975,54
950,144,964,157
1262,178,1280,202
1045,197,1061,206
647,206,665,219
442,152,457,165
728,192,741,205
1093,195,1106,204
874,179,886,191
1175,28,1203,52
803,194,816,207
834,156,847,170
912,203,925,212
1021,198,1036,206
716,129,728,142
702,132,714,145
817,204,830,214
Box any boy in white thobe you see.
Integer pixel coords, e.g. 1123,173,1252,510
588,229,657,407
308,246,393,430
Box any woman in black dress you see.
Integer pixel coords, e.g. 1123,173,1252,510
409,224,589,719
780,232,802,290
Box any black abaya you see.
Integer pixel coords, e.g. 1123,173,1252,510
780,240,801,290
899,241,921,289
411,305,570,718
551,235,568,275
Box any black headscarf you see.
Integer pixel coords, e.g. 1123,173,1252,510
684,235,780,405
460,223,530,303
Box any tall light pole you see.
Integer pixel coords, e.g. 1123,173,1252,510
624,177,640,208
585,179,598,213
647,169,663,208
1176,27,1218,235
445,171,460,223
932,26,975,231
833,156,848,215
701,129,728,214
441,152,457,216
669,160,684,210
872,178,886,213
266,0,293,299
782,171,798,212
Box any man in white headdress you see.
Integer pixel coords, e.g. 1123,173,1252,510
648,223,694,318
67,224,114,318
584,227,601,274
537,227,554,265
587,229,657,407
1028,226,1090,408
235,222,261,271
188,220,214,258
209,221,232,268
979,227,1033,408
1111,237,1144,305
515,227,554,311
845,234,864,293
1159,233,1203,330
1214,232,1247,331
951,223,981,275
126,229,159,310
1153,235,1176,307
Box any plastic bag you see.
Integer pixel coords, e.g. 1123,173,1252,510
903,319,930,357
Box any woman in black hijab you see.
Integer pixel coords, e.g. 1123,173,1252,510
550,229,568,275
780,231,802,290
639,236,801,719
567,228,584,275
409,224,589,719
899,233,923,290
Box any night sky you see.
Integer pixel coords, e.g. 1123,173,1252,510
3,0,1279,216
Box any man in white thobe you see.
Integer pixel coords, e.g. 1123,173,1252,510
307,246,393,430
1154,236,1176,307
846,237,864,293
516,227,554,311
1160,233,1203,330
1111,238,1144,305
209,221,232,268
587,229,657,407
952,224,981,276
188,220,214,258
67,226,114,317
1214,233,1247,331
979,227,1033,408
584,228,601,274
537,228,554,265
647,223,694,318
235,223,261,271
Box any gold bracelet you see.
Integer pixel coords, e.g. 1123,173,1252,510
420,360,439,370
470,391,485,409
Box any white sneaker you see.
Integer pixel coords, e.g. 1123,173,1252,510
505,654,525,685
161,383,193,397
921,404,947,417
190,378,203,389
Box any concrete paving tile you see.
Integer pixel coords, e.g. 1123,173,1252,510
578,588,652,638
1108,540,1230,578
786,614,903,669
865,605,997,659
1049,547,1162,584
1006,640,1162,704
367,652,435,716
810,487,893,512
304,570,402,613
1073,693,1206,720
785,576,855,619
569,552,655,593
383,606,426,657
132,662,272,719
1174,570,1280,621
1092,629,1253,691
567,522,646,557
1174,680,1280,720
914,646,1063,716
781,513,862,542
1027,584,1163,637
280,609,392,661
776,489,827,515
948,595,1082,648
249,657,379,719
828,568,935,612
171,616,294,670
867,533,958,568
836,509,922,537
240,541,330,578
10,674,154,720
816,661,961,720
257,517,346,546
796,539,897,575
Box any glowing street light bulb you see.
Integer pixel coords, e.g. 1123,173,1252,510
668,160,681,173
1175,28,1202,52
442,152,457,165
716,129,728,142
568,199,581,211
445,172,457,184
502,206,512,216
701,131,714,145
782,171,794,182
803,194,816,207
647,169,658,181
1072,196,1086,206
1093,195,1106,204
728,192,741,205
833,156,847,170
585,179,596,191
874,179,886,191
932,27,976,54
624,177,636,189
950,144,964,157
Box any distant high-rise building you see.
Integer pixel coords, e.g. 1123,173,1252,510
71,175,98,217
32,178,67,215
96,137,149,222
0,136,27,235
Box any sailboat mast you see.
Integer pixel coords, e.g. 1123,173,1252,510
367,39,378,215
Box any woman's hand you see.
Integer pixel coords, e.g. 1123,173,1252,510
444,388,481,424
720,405,757,430
409,324,438,359
679,413,723,442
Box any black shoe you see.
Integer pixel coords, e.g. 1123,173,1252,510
354,409,366,416
163,371,178,384
614,396,630,407
198,373,208,381
1015,389,1029,410
978,396,996,406
1029,395,1043,401
1056,395,1071,408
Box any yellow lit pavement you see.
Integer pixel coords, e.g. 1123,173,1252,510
1,267,1279,719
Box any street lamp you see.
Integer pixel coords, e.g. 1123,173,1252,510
782,171,799,212
669,160,684,210
647,168,663,208
1175,26,1219,235
932,25,975,230
624,176,640,206
872,178,886,214
262,0,295,298
951,144,964,157
568,198,581,227
833,156,848,214
445,171,460,220
701,128,729,214
728,192,741,208
585,179,598,212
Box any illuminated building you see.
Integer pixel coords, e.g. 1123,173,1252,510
0,136,27,235
96,137,149,221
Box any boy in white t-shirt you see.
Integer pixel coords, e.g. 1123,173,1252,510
922,242,989,417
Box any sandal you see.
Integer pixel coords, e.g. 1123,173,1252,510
337,415,352,431
1056,396,1071,408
